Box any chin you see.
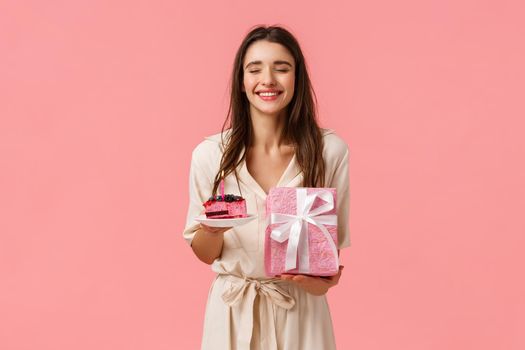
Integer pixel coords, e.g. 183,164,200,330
258,108,284,116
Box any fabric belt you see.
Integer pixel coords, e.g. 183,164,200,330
219,274,296,350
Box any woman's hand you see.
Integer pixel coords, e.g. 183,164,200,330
199,223,232,235
279,265,344,296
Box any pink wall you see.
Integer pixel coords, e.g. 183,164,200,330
1,1,524,349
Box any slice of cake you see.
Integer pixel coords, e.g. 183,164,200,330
203,194,247,219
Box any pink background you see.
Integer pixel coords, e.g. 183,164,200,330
1,1,524,349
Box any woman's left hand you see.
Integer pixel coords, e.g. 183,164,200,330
279,265,344,296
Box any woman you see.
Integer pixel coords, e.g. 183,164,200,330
183,25,351,350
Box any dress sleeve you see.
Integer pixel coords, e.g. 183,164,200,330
331,147,351,249
182,151,213,246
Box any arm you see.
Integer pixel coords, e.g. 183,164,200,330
183,149,230,264
190,224,230,265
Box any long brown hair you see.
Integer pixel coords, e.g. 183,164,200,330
212,25,326,195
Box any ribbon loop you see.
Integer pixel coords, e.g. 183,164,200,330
270,188,339,273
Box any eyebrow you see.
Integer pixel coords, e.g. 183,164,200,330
244,60,293,69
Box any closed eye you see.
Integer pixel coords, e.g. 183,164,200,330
248,69,289,73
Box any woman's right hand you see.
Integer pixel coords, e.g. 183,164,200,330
199,223,233,235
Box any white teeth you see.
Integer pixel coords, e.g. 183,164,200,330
259,92,280,97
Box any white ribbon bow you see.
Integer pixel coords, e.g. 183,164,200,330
270,188,339,272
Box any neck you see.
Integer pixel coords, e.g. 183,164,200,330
249,108,289,151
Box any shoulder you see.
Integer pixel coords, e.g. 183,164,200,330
190,130,230,169
321,128,349,163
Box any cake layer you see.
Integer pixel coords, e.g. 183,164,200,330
203,196,247,219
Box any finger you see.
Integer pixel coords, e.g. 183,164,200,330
311,276,336,286
292,275,308,282
326,273,341,286
201,224,232,234
200,224,216,232
282,275,305,284
279,274,295,281
293,275,321,286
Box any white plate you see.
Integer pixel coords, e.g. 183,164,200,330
195,214,258,227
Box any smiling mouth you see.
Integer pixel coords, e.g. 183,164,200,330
256,91,283,97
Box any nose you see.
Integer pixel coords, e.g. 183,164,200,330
261,67,276,86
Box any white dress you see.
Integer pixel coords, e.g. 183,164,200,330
183,128,351,350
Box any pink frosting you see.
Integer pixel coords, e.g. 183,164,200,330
204,199,247,218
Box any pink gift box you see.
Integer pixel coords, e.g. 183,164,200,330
264,187,339,277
